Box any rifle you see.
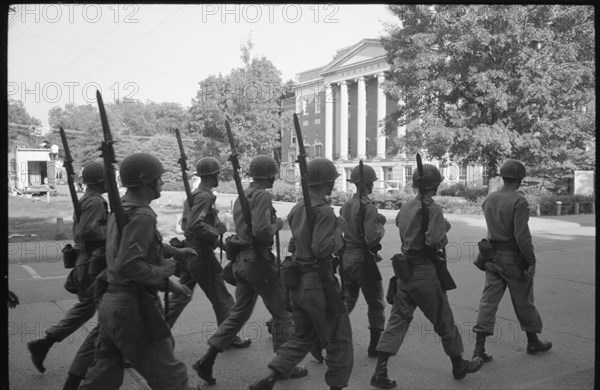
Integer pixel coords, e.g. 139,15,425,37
357,160,382,282
273,147,282,276
293,113,345,319
59,127,81,221
174,128,194,208
415,153,456,291
225,120,273,287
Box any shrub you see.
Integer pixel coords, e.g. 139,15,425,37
271,181,300,202
537,194,595,215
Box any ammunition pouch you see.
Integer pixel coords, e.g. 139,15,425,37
280,256,301,288
225,234,250,261
62,244,78,269
391,253,414,280
475,239,494,271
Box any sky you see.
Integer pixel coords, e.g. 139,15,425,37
7,4,400,132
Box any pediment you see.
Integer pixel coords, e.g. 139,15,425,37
322,39,387,75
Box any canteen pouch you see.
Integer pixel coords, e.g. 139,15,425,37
475,238,494,271
391,253,413,280
280,256,301,288
62,244,77,269
225,234,243,261
222,261,237,286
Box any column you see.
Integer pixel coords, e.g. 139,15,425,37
376,73,387,159
324,83,333,160
356,76,366,160
339,80,348,161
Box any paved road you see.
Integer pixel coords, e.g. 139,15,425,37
7,207,595,390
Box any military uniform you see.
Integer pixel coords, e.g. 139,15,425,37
167,183,234,327
80,195,191,390
267,197,354,388
204,182,293,352
377,196,463,357
27,188,108,374
340,193,386,347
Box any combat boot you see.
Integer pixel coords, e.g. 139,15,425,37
370,352,397,389
229,335,252,349
368,328,382,357
526,332,552,354
290,365,308,378
192,346,219,385
27,336,55,373
451,355,483,380
248,369,279,390
472,332,493,362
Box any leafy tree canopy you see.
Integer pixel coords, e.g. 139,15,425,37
382,4,595,184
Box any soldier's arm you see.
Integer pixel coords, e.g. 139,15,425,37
514,197,536,264
186,192,220,242
312,206,338,259
251,190,278,242
364,202,385,247
425,203,449,249
118,214,173,287
79,198,107,242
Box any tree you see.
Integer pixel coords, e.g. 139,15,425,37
382,5,595,189
8,99,43,150
188,39,287,179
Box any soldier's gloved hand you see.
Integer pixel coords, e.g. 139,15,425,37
524,263,536,278
170,280,192,299
275,218,284,231
173,247,198,263
287,239,296,253
376,213,387,225
216,222,228,235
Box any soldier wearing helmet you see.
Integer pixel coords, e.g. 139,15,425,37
372,163,483,388
339,163,387,358
250,157,353,390
471,159,551,363
167,157,251,349
28,161,109,386
80,153,199,390
194,155,307,385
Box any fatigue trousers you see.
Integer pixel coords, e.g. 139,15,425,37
166,243,234,328
207,250,294,352
80,292,191,390
270,271,353,388
46,289,96,342
342,259,385,330
473,249,543,335
68,325,98,378
377,263,463,357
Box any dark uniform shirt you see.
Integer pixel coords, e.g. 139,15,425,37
73,191,108,251
339,193,385,259
233,182,279,246
105,195,173,290
482,188,536,264
396,195,450,253
183,183,221,244
287,199,344,264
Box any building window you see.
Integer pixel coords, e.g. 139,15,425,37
315,92,321,114
404,165,413,184
288,151,296,163
384,167,393,181
348,138,352,155
459,164,467,182
291,134,296,145
306,145,311,157
302,97,308,115
482,165,489,186
315,144,323,157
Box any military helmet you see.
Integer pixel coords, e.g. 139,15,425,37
412,163,443,189
82,162,105,184
196,157,221,177
307,157,340,186
350,164,378,183
500,159,526,180
119,153,166,188
249,155,279,179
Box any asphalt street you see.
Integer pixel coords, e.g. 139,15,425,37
7,200,596,390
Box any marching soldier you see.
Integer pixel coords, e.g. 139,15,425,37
371,164,482,389
472,159,552,361
193,155,307,385
79,153,198,390
340,163,387,357
167,157,251,349
28,162,108,376
249,157,353,390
